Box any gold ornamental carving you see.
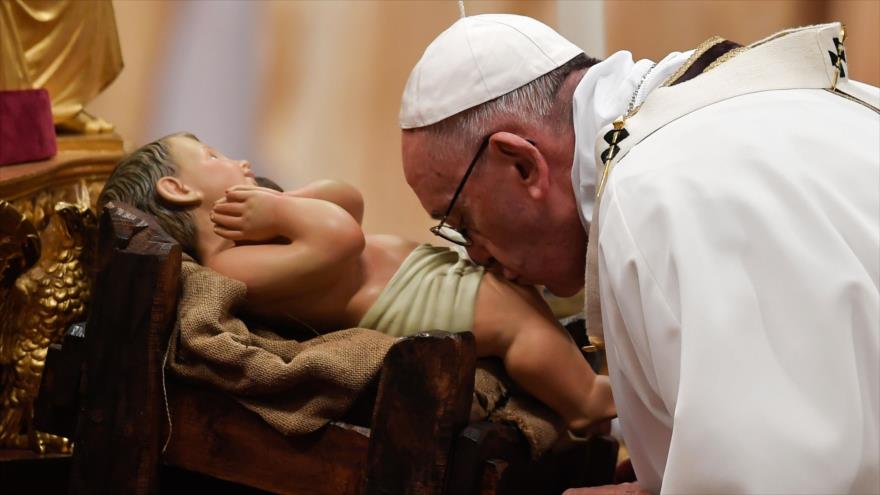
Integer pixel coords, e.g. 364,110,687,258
0,182,97,454
0,133,122,454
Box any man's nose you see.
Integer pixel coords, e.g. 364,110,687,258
239,160,251,171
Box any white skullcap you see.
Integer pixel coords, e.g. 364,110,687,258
399,14,582,129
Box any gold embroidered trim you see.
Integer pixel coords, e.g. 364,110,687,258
749,24,820,49
704,46,749,74
659,35,725,88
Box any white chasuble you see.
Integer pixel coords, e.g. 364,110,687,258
573,23,880,494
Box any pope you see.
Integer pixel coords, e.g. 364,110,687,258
399,14,879,494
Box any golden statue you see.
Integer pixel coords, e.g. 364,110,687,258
0,0,123,134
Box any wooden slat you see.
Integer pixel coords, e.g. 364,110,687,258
69,203,181,495
163,380,370,495
364,331,476,495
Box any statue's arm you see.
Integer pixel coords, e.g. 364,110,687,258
285,180,364,224
207,194,365,301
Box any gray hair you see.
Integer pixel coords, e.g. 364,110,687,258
421,53,600,161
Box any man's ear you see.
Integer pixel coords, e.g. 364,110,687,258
488,132,549,200
156,176,202,206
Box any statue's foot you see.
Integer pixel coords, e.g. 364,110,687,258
0,431,71,454
33,430,72,454
56,110,114,134
0,418,72,453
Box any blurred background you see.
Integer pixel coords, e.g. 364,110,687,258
88,0,879,243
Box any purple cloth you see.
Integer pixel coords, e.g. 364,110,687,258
0,89,57,166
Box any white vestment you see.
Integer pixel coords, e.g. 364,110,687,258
573,24,880,494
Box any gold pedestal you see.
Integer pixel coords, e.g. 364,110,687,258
0,133,123,208
0,134,123,455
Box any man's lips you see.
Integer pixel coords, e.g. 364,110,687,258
481,259,528,285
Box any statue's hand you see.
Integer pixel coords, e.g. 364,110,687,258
211,185,284,242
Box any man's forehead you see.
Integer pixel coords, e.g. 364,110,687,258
401,130,470,215
404,145,450,185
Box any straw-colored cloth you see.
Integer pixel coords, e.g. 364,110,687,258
472,360,566,458
358,244,484,337
166,258,564,456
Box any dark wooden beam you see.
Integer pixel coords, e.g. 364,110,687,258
69,202,181,495
364,331,476,495
162,380,371,495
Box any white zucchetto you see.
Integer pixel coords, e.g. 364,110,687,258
399,14,583,129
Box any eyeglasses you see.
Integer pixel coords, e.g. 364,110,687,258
429,136,491,246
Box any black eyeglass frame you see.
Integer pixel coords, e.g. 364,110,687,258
429,135,491,246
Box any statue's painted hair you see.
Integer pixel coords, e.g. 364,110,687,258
98,132,201,260
255,176,283,192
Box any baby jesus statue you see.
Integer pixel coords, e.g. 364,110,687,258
98,132,616,435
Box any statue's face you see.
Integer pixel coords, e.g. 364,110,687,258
167,136,256,204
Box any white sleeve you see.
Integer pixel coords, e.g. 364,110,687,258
597,156,879,495
598,187,680,494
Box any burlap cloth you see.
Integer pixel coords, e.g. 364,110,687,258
166,258,564,457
